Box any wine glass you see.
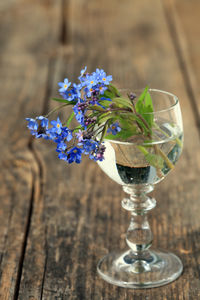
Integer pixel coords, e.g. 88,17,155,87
97,89,183,288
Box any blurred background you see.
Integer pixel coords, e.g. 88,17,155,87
0,0,200,299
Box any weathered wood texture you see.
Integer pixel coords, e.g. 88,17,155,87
163,0,200,125
0,1,62,299
0,0,200,299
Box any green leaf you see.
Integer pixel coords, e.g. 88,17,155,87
66,111,75,127
52,97,76,104
135,87,154,131
105,128,136,140
102,90,115,99
112,97,133,110
145,153,164,169
144,91,153,110
97,112,119,124
135,86,149,112
87,111,101,119
143,92,154,127
135,116,150,135
108,84,121,97
89,105,106,112
120,112,150,135
118,117,138,135
98,99,112,108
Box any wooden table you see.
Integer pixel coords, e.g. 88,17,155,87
0,0,200,299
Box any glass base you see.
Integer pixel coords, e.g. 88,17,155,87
97,249,183,289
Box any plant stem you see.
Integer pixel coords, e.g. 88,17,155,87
108,107,132,113
154,145,174,170
128,97,175,171
128,95,150,134
153,122,183,148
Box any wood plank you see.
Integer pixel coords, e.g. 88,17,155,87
0,0,61,299
163,0,200,121
19,0,200,299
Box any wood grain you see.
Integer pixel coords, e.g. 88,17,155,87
0,0,61,299
163,0,200,127
0,0,200,299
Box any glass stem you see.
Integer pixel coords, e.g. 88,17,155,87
126,212,153,253
122,186,156,272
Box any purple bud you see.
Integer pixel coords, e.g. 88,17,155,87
92,90,99,96
129,93,137,101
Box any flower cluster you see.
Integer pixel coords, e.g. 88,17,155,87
26,70,182,174
26,67,119,164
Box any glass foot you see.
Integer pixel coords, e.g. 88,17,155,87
97,249,183,288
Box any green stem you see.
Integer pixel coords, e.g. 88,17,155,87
155,145,174,169
153,122,183,148
64,111,75,127
137,145,149,156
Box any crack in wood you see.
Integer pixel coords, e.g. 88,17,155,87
13,169,35,300
40,225,48,300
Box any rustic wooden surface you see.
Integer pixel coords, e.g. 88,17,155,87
0,0,200,299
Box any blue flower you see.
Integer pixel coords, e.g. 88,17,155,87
50,117,62,134
48,126,73,144
107,122,121,135
98,84,108,95
72,83,81,98
92,68,104,81
85,74,98,89
64,90,76,101
58,78,71,93
58,152,68,161
81,139,99,154
25,67,118,165
75,130,84,142
92,69,112,85
34,131,51,140
46,127,57,140
56,141,67,152
100,73,112,85
61,84,81,102
84,87,95,98
26,118,38,131
36,116,49,129
73,104,85,127
67,147,83,164
61,127,73,142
